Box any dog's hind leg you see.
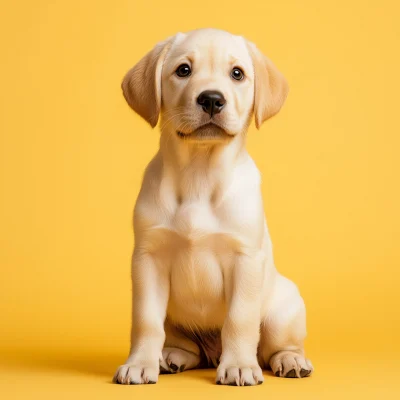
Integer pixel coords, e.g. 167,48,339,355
258,274,313,378
160,319,201,374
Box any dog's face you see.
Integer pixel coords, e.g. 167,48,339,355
122,29,289,143
160,30,254,141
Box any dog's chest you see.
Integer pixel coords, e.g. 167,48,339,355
158,200,232,327
171,201,219,239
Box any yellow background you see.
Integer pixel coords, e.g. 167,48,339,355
1,0,399,398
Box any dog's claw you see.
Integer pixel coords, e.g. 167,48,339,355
285,369,297,378
169,363,179,372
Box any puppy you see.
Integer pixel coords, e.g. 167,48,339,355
114,28,313,386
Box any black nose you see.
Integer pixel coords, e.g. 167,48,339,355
197,90,226,117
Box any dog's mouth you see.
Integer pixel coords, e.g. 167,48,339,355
177,123,234,141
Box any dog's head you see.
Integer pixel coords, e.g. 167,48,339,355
122,29,288,143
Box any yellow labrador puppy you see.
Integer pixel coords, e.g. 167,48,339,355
114,28,313,386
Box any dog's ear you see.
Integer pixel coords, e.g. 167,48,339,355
122,37,174,128
246,42,289,129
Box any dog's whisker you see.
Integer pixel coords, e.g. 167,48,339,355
160,112,191,132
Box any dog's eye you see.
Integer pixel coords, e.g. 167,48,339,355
231,67,244,81
175,64,192,78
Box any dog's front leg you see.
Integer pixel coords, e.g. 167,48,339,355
114,250,169,384
216,253,264,386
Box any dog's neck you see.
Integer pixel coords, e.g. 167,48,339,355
159,128,248,203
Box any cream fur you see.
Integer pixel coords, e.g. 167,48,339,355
114,28,312,386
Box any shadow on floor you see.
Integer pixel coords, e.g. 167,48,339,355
1,349,276,385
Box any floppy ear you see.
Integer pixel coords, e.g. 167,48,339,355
247,42,289,129
121,37,174,128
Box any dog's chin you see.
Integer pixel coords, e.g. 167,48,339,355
177,123,234,143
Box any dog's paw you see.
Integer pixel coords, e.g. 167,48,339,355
270,351,313,378
216,363,264,386
160,347,200,374
113,363,159,384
